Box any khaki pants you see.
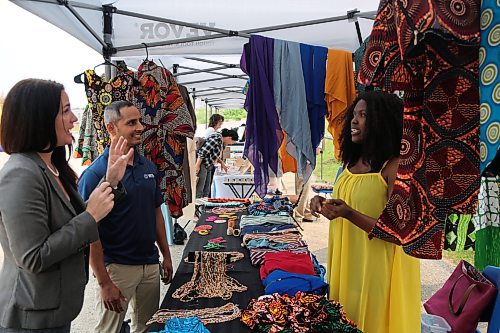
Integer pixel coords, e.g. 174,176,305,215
94,264,160,333
294,173,313,220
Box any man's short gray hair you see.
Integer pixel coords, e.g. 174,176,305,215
104,101,134,125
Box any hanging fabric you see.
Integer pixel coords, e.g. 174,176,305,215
300,44,328,150
325,49,357,160
352,37,376,95
273,39,314,181
131,60,195,218
479,1,500,173
178,84,197,205
474,176,500,271
444,214,476,251
360,0,481,259
278,132,298,173
81,69,134,157
74,104,98,165
241,35,284,197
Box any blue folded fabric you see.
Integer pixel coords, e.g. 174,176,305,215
262,269,328,296
151,317,211,333
240,223,296,236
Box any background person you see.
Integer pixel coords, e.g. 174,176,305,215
195,129,238,198
204,113,224,138
78,101,173,333
310,91,420,332
0,79,128,332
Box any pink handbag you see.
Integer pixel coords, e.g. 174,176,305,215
424,260,497,333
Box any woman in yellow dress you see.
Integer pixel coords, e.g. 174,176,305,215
310,91,420,333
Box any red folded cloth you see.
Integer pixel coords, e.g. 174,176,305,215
260,251,315,280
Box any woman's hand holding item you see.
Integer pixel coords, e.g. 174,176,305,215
310,195,326,217
321,199,352,220
86,182,115,223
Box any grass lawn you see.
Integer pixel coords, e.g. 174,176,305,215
442,249,475,266
314,137,342,183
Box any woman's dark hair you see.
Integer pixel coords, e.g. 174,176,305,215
340,91,403,172
221,128,238,141
208,114,224,128
0,79,78,189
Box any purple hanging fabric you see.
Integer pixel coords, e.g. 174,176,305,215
241,35,283,197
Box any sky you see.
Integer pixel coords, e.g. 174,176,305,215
0,1,103,109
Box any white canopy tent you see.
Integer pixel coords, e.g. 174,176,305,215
11,0,378,109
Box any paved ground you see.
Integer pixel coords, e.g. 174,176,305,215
0,153,488,332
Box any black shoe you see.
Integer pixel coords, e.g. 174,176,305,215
302,218,314,223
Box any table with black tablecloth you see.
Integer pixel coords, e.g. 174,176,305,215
148,209,264,333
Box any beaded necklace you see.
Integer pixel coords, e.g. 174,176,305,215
173,251,247,302
146,303,241,325
211,206,246,215
183,251,244,264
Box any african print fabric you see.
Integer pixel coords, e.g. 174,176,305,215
360,0,481,259
74,104,97,165
131,61,195,218
81,69,134,156
444,214,476,251
241,292,361,333
479,1,500,173
473,176,499,270
474,176,499,230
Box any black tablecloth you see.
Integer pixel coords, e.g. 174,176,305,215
148,209,264,333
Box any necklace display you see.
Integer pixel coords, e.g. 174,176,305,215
46,163,60,177
146,303,241,325
173,251,247,302
183,251,244,264
211,206,246,215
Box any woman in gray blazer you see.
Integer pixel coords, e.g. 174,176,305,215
0,79,132,332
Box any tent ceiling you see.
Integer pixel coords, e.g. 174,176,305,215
11,0,378,108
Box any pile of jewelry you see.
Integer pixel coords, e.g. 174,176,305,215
194,225,212,235
203,236,227,250
147,303,241,325
172,251,247,302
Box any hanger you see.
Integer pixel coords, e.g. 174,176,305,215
142,42,149,62
73,59,139,86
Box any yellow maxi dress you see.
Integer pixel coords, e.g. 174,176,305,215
328,167,421,333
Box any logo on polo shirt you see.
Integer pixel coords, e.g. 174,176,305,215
144,174,155,179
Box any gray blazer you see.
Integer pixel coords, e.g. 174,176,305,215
0,153,99,329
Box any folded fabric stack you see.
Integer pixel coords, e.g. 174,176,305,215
151,317,211,333
238,203,327,296
247,195,294,216
241,292,362,333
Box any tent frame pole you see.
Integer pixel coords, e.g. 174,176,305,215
192,86,243,94
177,65,246,80
204,97,246,103
181,75,247,85
175,65,233,77
184,57,241,68
195,91,242,98
55,0,107,48
113,10,376,54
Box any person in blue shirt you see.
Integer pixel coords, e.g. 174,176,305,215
78,100,173,333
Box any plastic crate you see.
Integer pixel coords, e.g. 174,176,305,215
421,314,452,333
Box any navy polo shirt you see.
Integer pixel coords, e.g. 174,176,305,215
78,148,164,265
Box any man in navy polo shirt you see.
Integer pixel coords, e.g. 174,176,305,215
78,101,173,333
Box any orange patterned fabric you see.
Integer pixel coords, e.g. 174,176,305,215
325,50,357,160
359,0,480,259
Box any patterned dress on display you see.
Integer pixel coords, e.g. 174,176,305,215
359,0,480,259
131,61,195,218
74,105,98,165
82,69,134,156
